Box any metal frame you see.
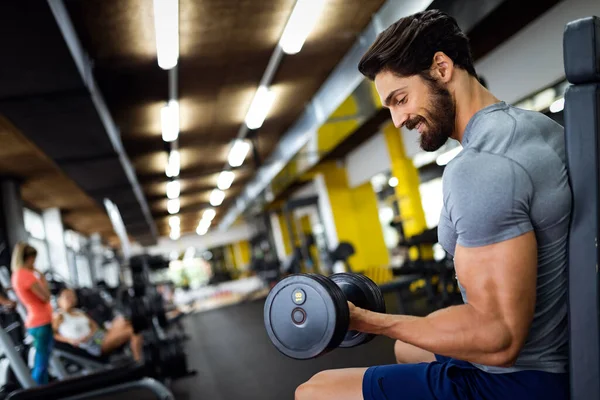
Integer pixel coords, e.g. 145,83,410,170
62,377,174,400
0,321,34,389
51,348,111,374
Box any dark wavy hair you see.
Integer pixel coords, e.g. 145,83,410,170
358,10,477,80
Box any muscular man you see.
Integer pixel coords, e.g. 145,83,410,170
296,10,570,400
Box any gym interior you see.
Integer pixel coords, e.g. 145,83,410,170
0,0,597,399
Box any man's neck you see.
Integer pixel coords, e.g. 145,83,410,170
451,75,500,143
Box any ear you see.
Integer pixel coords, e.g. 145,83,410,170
430,51,454,83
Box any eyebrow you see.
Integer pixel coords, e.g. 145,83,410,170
384,87,407,107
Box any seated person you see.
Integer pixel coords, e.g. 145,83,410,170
156,283,184,320
52,289,143,362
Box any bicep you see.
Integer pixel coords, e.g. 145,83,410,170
30,282,50,303
455,231,537,349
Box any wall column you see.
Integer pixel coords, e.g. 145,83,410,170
0,179,27,268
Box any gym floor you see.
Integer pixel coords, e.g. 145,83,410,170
169,299,396,399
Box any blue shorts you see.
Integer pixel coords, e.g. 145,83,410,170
363,355,569,400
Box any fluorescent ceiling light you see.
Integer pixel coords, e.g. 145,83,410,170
202,208,216,221
245,86,276,130
169,229,180,240
197,218,211,236
198,218,211,230
166,180,180,199
436,146,463,166
217,171,235,191
388,177,399,188
167,198,180,214
550,97,565,113
161,100,179,142
228,139,251,167
153,0,179,70
279,0,325,55
210,189,225,207
166,150,180,178
169,215,180,227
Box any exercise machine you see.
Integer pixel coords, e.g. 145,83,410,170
563,15,600,400
0,322,173,399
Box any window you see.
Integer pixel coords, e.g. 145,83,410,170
419,178,444,229
64,230,82,252
24,209,46,240
76,255,93,287
29,237,50,272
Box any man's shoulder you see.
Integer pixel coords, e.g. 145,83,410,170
444,149,515,179
443,149,532,203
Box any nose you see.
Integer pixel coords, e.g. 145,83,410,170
390,110,409,129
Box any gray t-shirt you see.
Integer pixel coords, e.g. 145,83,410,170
438,101,570,374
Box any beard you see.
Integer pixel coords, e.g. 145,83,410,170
405,76,456,152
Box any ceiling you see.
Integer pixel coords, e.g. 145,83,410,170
0,116,115,240
0,0,563,247
63,0,387,237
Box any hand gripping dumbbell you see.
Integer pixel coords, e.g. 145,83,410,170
263,273,386,360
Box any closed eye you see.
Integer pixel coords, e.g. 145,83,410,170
396,97,407,106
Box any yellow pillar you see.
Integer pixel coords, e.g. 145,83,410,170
383,122,432,259
228,245,238,270
277,212,292,256
234,240,251,270
224,244,235,273
320,162,390,275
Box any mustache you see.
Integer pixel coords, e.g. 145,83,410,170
404,116,426,131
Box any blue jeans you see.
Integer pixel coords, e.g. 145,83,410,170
28,324,54,385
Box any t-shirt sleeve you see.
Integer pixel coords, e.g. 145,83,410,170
444,152,534,248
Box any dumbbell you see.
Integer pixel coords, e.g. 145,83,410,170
263,273,386,360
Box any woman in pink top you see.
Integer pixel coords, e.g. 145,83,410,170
11,243,53,385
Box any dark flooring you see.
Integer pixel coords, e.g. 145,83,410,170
169,299,397,400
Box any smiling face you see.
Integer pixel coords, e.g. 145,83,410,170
375,70,456,152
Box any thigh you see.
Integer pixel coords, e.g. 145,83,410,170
297,368,367,400
110,315,129,329
101,325,132,352
364,362,467,400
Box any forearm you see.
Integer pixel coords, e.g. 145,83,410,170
40,276,49,290
35,272,49,290
0,296,14,306
353,304,514,366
